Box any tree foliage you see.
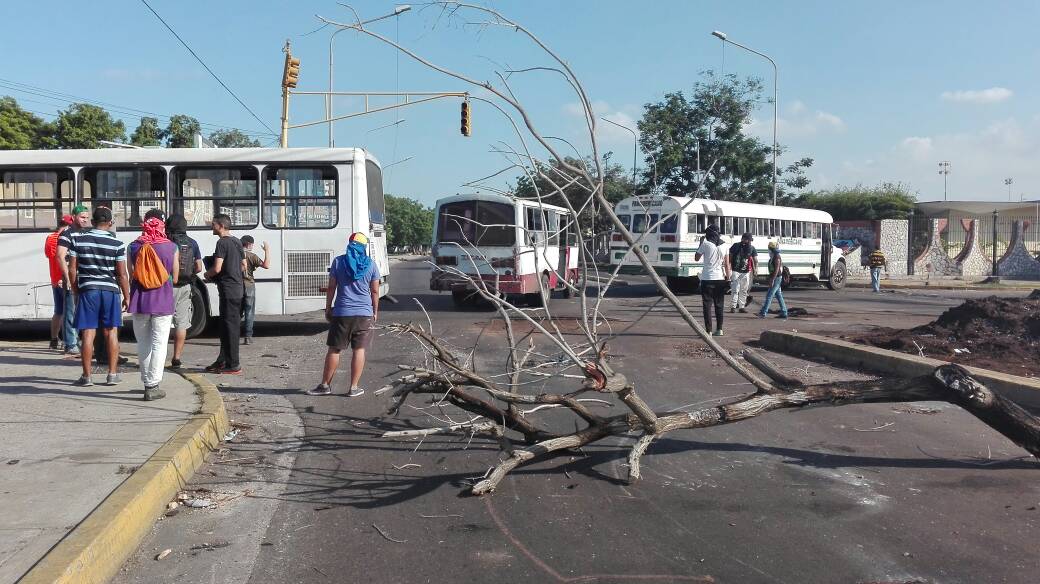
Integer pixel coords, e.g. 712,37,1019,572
637,72,812,203
0,96,50,149
51,103,126,149
129,116,163,147
209,128,261,148
163,114,201,148
513,154,634,233
385,194,434,249
795,183,917,221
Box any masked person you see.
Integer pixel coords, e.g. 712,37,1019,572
127,216,178,400
310,232,380,396
694,223,730,337
727,232,757,314
758,241,789,319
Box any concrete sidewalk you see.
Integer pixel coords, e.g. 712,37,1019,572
847,277,1038,290
0,342,198,584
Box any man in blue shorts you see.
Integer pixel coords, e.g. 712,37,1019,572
69,207,130,387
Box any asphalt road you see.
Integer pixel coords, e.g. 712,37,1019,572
31,260,1038,584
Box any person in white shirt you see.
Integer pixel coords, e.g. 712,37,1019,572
694,223,731,336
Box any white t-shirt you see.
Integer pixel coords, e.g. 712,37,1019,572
697,238,725,281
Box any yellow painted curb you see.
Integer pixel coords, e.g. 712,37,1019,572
18,372,229,584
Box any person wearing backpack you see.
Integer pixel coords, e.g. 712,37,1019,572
127,216,179,401
165,214,204,369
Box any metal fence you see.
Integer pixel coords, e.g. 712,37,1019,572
909,209,1040,272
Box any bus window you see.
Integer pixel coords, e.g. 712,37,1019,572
526,207,545,244
174,167,258,229
661,214,678,234
546,211,560,245
262,166,337,229
617,214,631,230
80,167,166,229
686,213,704,234
438,200,515,247
0,168,74,231
365,160,385,225
723,216,733,235
769,219,779,237
632,213,658,233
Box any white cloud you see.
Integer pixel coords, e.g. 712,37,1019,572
898,136,934,161
940,87,1013,104
747,101,846,138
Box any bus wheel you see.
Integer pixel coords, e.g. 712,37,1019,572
826,260,847,291
186,285,209,339
527,274,552,307
780,267,794,291
451,289,472,308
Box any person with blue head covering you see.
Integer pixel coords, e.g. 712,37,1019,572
758,240,789,319
310,232,381,396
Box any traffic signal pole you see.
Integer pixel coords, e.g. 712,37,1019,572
280,41,300,147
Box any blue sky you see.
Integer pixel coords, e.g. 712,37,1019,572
3,1,1038,205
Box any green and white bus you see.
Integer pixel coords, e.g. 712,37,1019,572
609,195,847,292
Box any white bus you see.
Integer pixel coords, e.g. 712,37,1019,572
430,193,581,307
0,147,390,337
609,195,846,291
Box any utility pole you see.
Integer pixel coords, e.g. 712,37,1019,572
1004,177,1013,201
938,161,951,200
280,40,300,148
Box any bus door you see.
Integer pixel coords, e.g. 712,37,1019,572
820,223,833,279
555,211,573,287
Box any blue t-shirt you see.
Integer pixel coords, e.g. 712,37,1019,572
330,256,381,317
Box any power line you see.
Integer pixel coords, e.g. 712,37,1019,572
138,0,276,135
0,78,276,137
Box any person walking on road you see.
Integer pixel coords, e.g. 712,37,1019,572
694,224,730,337
758,241,789,319
239,235,271,345
128,216,178,400
68,207,129,386
203,214,245,375
165,214,204,369
310,232,380,396
869,248,888,293
44,214,74,350
727,232,757,314
56,205,92,356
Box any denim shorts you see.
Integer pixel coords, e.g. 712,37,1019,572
75,288,123,330
52,286,65,316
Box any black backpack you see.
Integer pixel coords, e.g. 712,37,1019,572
174,239,197,286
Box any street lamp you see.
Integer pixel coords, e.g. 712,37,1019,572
938,161,951,200
712,30,778,205
600,116,638,193
1004,177,1013,201
328,5,412,147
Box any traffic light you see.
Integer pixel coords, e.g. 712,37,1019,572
282,54,300,89
460,100,471,137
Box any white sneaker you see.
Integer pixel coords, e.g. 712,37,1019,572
347,386,365,397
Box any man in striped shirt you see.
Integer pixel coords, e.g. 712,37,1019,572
68,207,130,387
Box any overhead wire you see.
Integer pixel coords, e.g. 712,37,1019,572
138,0,276,135
0,77,276,138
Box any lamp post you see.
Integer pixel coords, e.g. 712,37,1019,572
938,161,951,200
328,5,412,147
712,30,778,205
1004,177,1013,201
992,209,999,277
600,116,638,193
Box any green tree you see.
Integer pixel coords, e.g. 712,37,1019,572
384,194,434,250
637,71,812,203
208,128,261,148
129,116,162,147
0,96,49,149
163,114,202,148
51,103,125,149
794,183,916,220
513,154,634,233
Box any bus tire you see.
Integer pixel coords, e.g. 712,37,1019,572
780,267,793,291
826,260,847,291
527,273,552,307
451,289,472,308
186,284,209,339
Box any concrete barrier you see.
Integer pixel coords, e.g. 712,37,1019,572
759,330,1040,407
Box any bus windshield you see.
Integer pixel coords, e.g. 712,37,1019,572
438,200,516,246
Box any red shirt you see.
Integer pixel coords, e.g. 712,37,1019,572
44,229,63,286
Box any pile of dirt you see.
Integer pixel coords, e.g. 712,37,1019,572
850,295,1040,377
